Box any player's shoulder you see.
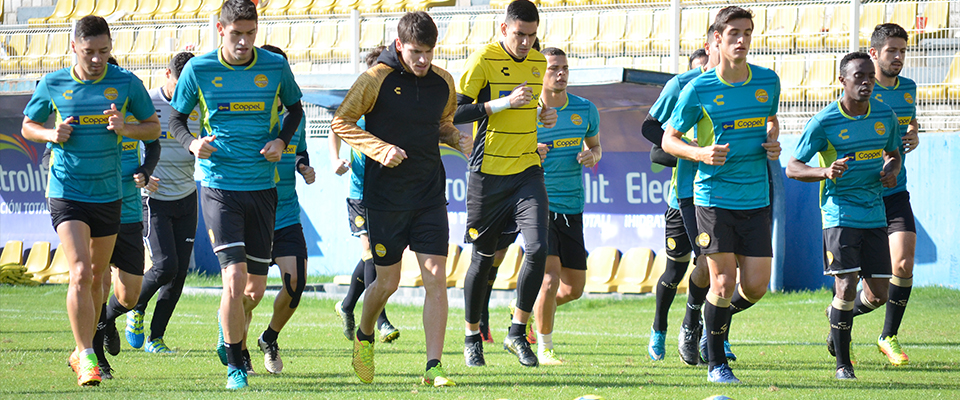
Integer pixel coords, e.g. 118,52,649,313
431,64,457,86
566,93,595,109
254,48,288,67
897,76,917,89
870,96,895,115
474,42,504,60
39,67,72,85
526,49,546,63
748,63,779,84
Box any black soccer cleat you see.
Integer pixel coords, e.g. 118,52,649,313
503,334,538,367
464,341,486,367
678,323,703,366
836,366,857,380
104,322,121,356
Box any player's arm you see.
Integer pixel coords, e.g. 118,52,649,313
663,125,727,165
903,118,919,153
104,104,160,141
880,149,901,188
261,101,304,162
21,79,71,144
169,109,215,158
293,121,315,184
578,134,602,168
135,140,161,191
328,131,350,175
786,119,840,182
642,114,677,167
440,73,472,155
763,115,781,160
331,71,405,167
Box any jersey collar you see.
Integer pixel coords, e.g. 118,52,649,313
70,65,108,84
874,77,900,90
836,100,871,120
716,64,752,87
218,46,258,71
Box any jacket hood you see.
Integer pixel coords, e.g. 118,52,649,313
377,41,405,73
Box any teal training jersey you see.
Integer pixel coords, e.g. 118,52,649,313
170,48,303,191
873,76,916,197
538,94,600,214
24,65,154,203
348,117,366,200
668,64,780,210
119,136,155,224
794,99,900,229
275,116,307,231
650,66,707,209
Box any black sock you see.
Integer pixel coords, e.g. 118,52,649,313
377,309,390,328
852,290,878,317
426,359,441,371
882,282,912,338
729,291,756,315
480,267,498,329
509,323,526,337
357,327,375,343
225,342,244,369
94,304,108,364
829,306,854,369
105,294,132,323
683,280,708,329
703,301,731,370
341,259,366,312
465,333,482,345
653,277,678,332
262,326,279,343
242,348,250,362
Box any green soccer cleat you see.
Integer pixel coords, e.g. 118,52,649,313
538,346,564,365
352,337,375,383
125,310,144,349
422,363,456,387
648,328,666,361
216,315,227,366
225,366,248,390
878,335,910,366
378,321,400,343
507,298,537,344
145,337,174,354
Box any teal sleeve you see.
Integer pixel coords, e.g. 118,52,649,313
278,63,303,107
295,118,307,152
23,78,53,123
667,83,702,133
586,102,600,138
769,76,781,116
794,117,826,163
170,63,199,114
127,76,155,121
649,77,681,122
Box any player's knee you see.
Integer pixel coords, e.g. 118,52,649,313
541,270,561,291
834,276,858,300
525,241,547,268
740,281,767,301
69,264,94,287
567,284,584,301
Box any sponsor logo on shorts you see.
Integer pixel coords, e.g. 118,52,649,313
755,89,768,103
849,148,882,161
897,116,911,126
904,92,914,104
721,117,765,131
666,237,676,250
122,141,138,151
283,144,296,154
874,121,886,135
570,113,583,126
468,228,479,240
217,102,265,112
104,87,118,100
208,229,216,245
553,137,582,148
68,115,110,125
189,110,199,121
697,232,710,248
354,215,365,228
531,66,541,78
826,250,834,266
254,74,269,88
374,243,387,257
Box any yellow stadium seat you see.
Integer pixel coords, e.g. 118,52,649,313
606,56,633,68
264,0,295,16
196,28,216,53
610,247,655,294
446,58,467,72
752,54,776,71
292,61,312,73
911,2,950,47
283,0,316,16
196,0,223,19
41,32,71,71
679,8,709,53
357,0,382,13
153,68,168,89
857,3,886,48
334,0,360,14
492,243,524,290
489,0,510,9
568,11,599,56
579,57,606,67
466,14,497,54
380,0,406,13
24,242,52,279
124,28,156,66
34,246,70,284
150,0,182,20
178,26,203,52
452,244,472,287
436,15,471,59
779,54,806,102
63,0,96,22
313,20,342,61
134,68,153,89
634,56,660,72
398,248,423,287
649,10,673,54
764,6,797,51
359,18,385,50
306,0,336,15
918,52,960,101
540,13,573,51
443,243,461,282
804,55,840,103
266,23,292,49
30,0,73,24
173,0,204,19
583,247,621,293
128,0,162,21
333,274,352,285
794,6,827,50
1,34,27,72
824,4,851,50
112,30,136,57
624,10,654,54
413,0,455,10
91,0,118,17
638,253,669,293
748,6,767,50
17,34,50,72
146,28,179,66
114,0,139,16
891,2,918,36
286,22,316,63
595,12,626,56
1,74,22,81
0,240,23,266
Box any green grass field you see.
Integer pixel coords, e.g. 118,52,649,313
1,282,958,399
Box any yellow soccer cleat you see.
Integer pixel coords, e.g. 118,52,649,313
422,363,456,387
878,335,910,366
352,337,375,383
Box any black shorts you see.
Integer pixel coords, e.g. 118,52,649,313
884,191,916,234
496,218,520,251
695,205,772,257
822,226,892,278
347,198,368,237
367,204,449,266
49,198,121,238
548,212,587,271
664,206,693,259
465,166,548,255
272,223,307,261
678,197,701,257
200,187,277,275
111,222,145,275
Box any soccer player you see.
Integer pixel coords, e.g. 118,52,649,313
240,44,314,375
331,11,469,386
869,23,920,366
786,52,901,380
126,52,201,356
642,27,720,365
21,15,160,386
661,6,781,383
332,45,400,344
455,0,558,368
529,47,601,365
168,0,304,389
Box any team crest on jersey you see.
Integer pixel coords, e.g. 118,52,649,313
254,74,269,88
666,237,676,250
189,110,199,121
468,228,479,240
374,243,387,257
104,87,118,100
355,215,365,228
755,89,768,103
826,250,834,266
63,90,73,100
874,121,886,135
571,114,583,126
904,92,914,104
531,66,541,78
697,232,710,248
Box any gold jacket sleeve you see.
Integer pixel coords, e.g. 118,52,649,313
437,67,464,153
331,65,394,165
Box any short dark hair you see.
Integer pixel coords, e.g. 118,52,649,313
505,0,539,24
871,23,909,50
397,11,438,48
261,44,288,60
532,38,540,51
220,0,258,25
107,57,119,66
688,49,708,68
541,47,565,57
839,51,872,77
713,6,753,32
169,52,195,78
365,45,386,68
706,22,719,44
75,15,111,40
